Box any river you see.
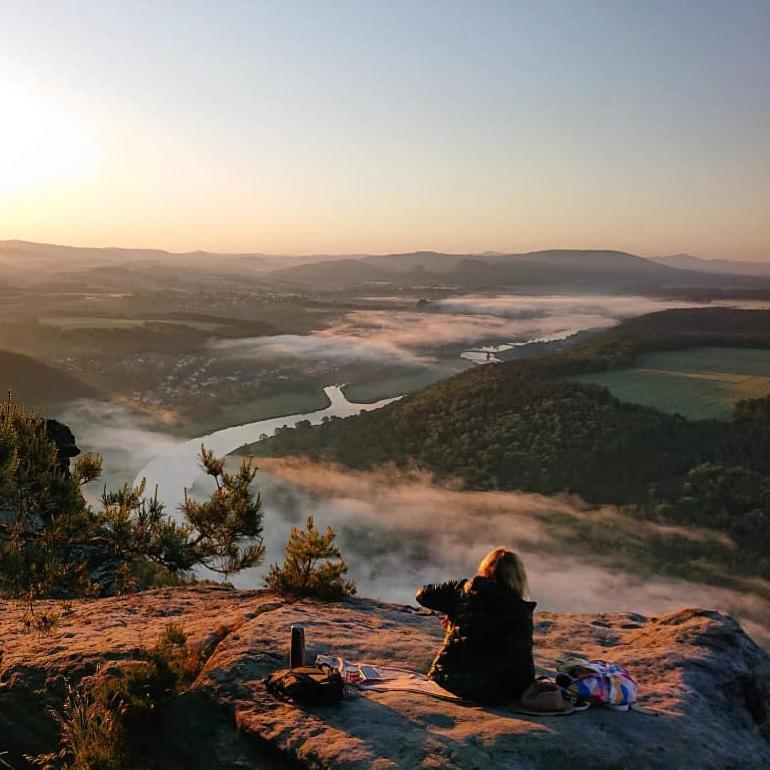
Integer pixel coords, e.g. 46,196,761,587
62,366,770,640
460,328,582,363
133,385,398,510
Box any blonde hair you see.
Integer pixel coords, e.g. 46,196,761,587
477,547,529,598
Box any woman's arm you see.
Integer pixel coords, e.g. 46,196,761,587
415,579,465,615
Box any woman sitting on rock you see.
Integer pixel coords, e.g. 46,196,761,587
416,547,537,705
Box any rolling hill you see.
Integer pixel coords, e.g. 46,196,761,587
0,240,316,284
266,258,395,288
0,350,99,407
250,308,770,580
252,307,770,493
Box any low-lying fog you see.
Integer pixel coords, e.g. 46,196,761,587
245,460,770,646
53,291,770,646
212,293,710,365
56,398,770,647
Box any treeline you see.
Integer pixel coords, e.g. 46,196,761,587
252,308,770,577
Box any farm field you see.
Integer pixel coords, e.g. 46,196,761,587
572,347,770,420
39,316,224,331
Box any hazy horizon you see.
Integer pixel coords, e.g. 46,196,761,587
1,1,768,260
0,237,767,264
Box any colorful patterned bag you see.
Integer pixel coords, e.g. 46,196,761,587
555,656,638,710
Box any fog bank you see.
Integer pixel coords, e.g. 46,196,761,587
52,399,182,504
49,342,770,647
240,459,770,646
211,294,706,366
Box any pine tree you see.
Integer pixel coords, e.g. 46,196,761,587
0,397,101,598
178,446,265,578
265,515,356,600
0,397,266,598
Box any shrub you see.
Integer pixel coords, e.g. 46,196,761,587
30,622,213,770
31,680,124,770
265,515,356,601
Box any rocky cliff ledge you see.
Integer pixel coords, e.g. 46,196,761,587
1,586,769,769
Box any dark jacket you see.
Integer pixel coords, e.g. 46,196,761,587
416,575,536,704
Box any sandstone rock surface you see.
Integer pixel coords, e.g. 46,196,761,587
1,586,769,769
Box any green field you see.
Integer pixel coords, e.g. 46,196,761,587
40,316,224,331
572,347,770,420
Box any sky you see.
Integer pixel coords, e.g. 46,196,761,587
0,0,768,259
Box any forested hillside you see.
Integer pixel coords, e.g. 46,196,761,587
0,349,98,406
252,308,770,576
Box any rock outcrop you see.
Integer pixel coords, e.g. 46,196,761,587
1,586,769,769
44,418,80,475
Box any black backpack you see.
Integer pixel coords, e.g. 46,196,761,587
264,666,345,705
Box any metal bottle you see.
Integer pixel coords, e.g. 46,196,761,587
290,623,305,668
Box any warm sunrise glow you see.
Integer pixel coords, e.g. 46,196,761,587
0,82,98,200
0,1,767,258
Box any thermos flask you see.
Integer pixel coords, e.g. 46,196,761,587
290,623,305,668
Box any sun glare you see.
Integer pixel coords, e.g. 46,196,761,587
0,82,98,200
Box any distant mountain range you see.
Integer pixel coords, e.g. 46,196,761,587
0,240,317,284
651,253,770,278
1,240,769,293
265,249,770,292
